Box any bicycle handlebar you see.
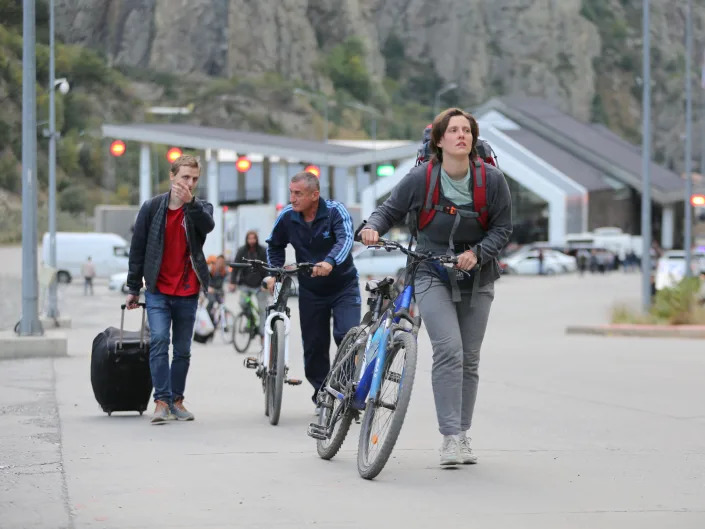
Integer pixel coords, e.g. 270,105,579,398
229,259,318,276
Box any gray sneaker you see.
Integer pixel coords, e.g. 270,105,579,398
170,399,195,421
151,400,172,424
458,432,478,464
440,435,461,466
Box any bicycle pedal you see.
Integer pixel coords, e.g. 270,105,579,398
285,378,302,386
307,423,328,440
244,357,259,369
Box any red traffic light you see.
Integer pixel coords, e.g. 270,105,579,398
109,140,126,157
691,194,705,207
236,156,252,173
304,165,320,178
166,147,183,163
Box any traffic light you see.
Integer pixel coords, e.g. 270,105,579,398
304,165,320,177
236,156,252,173
377,164,395,177
109,140,126,157
690,194,705,207
166,147,183,163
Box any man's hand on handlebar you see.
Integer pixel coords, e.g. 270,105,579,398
311,261,332,277
264,276,275,294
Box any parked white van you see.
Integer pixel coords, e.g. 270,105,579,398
41,232,130,283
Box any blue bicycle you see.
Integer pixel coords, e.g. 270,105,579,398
308,237,459,479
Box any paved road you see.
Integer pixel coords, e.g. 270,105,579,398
2,268,704,528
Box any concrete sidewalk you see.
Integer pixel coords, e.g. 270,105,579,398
2,272,705,528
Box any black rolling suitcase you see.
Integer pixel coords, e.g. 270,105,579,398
91,303,152,416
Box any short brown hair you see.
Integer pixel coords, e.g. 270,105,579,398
291,171,320,192
430,108,479,162
170,154,201,176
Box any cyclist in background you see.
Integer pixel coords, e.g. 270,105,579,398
230,230,269,343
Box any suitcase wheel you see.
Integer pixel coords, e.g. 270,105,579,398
107,411,112,416
139,411,143,416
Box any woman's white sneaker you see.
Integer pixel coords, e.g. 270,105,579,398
458,432,478,464
440,435,461,466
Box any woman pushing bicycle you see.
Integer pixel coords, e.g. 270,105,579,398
360,108,513,467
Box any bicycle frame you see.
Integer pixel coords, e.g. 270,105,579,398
348,283,415,410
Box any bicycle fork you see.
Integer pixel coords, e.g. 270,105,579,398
250,311,302,386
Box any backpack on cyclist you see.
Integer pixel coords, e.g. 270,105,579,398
409,124,498,237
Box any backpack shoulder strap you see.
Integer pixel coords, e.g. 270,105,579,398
419,162,441,231
472,160,489,231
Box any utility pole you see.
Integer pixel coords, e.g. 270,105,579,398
640,0,653,312
19,0,42,335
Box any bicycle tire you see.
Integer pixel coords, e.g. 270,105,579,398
232,312,253,353
221,309,235,344
357,331,417,480
267,318,286,425
317,326,367,460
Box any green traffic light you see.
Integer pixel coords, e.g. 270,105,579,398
377,164,395,177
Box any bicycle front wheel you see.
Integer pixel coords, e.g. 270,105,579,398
232,312,253,353
266,318,286,425
317,326,366,460
357,331,417,480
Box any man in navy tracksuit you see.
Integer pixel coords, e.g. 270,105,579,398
265,171,361,407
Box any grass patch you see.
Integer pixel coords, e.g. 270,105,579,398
611,278,705,325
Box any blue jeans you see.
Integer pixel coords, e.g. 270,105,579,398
145,291,198,404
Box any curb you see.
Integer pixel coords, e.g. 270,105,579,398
565,324,705,339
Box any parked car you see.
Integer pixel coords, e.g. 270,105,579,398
654,250,705,291
108,271,145,294
354,247,408,279
502,249,576,275
42,232,130,284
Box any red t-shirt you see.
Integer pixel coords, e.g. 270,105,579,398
156,206,200,296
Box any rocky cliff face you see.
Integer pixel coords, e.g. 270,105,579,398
54,0,705,172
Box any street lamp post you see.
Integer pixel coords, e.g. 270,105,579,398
293,88,329,143
641,0,653,312
345,101,378,184
684,0,694,276
46,0,69,319
433,83,458,118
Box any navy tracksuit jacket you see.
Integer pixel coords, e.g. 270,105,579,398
267,198,361,397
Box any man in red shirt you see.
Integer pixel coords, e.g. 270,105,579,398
126,155,214,424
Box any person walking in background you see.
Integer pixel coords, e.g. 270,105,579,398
81,256,96,295
126,154,214,424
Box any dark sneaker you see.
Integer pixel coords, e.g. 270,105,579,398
170,399,195,421
151,400,172,424
458,432,478,464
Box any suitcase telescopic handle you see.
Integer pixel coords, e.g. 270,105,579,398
119,302,147,350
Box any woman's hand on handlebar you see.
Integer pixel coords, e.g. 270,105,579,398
455,249,477,271
360,228,379,246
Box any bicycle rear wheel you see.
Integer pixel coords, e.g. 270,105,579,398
232,312,253,353
317,326,366,460
357,331,417,480
220,309,235,344
266,318,286,425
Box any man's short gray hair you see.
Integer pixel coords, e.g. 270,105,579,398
291,171,320,192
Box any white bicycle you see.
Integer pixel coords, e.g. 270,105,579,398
229,259,315,425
